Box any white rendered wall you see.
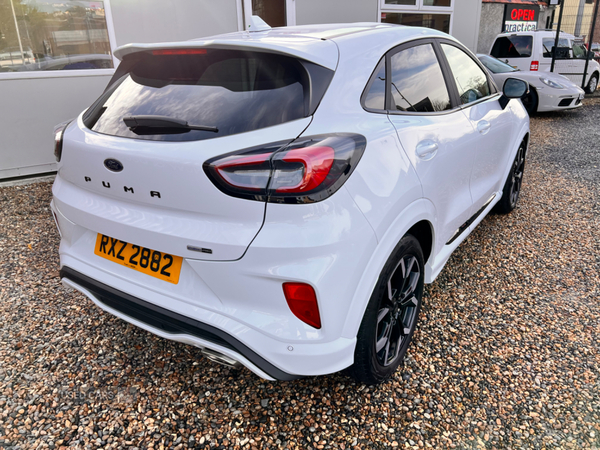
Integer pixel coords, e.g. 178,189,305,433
452,0,482,52
296,0,378,25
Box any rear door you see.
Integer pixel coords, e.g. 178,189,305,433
439,41,515,210
539,36,572,77
385,40,477,249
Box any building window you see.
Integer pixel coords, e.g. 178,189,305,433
0,0,114,73
380,0,453,34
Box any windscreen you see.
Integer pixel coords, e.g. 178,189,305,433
479,55,518,74
84,49,321,141
490,36,533,59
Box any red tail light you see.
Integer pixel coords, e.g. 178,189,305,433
530,61,539,71
282,282,321,329
203,134,366,204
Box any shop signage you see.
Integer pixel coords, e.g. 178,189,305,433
503,4,539,32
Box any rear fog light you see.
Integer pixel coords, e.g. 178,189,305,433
283,282,322,329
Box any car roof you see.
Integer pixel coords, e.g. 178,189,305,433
113,23,451,71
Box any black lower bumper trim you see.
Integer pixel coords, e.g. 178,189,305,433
60,266,300,381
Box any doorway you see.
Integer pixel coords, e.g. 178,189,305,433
241,0,296,29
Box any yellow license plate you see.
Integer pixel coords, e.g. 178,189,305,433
94,234,183,284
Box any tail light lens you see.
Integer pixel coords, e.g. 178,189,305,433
203,134,366,204
53,120,72,162
282,282,321,329
530,61,539,71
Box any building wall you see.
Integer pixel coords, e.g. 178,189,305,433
477,3,505,54
0,74,113,179
296,0,378,25
452,0,483,52
0,0,240,180
110,0,239,46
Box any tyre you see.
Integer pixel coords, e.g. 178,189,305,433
585,72,598,94
521,88,538,115
350,235,424,385
494,140,526,214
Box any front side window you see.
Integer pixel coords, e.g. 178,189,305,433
84,49,329,142
389,44,451,112
573,43,587,59
490,36,533,59
0,0,113,73
542,37,570,58
442,44,490,105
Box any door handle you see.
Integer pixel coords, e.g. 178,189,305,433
477,120,491,135
415,140,438,160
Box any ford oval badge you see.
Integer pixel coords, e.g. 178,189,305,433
104,158,123,172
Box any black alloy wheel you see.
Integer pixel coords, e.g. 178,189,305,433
495,140,526,214
375,255,420,367
509,144,525,208
351,235,424,384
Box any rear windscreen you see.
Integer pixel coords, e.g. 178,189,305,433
83,49,331,141
490,36,533,59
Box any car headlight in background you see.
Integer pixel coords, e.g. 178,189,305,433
539,77,565,89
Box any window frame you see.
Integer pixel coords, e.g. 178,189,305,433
360,38,500,116
379,0,454,34
380,0,452,12
436,39,499,109
0,0,118,80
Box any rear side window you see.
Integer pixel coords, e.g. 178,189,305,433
389,44,451,113
363,59,386,110
491,36,533,58
84,49,332,141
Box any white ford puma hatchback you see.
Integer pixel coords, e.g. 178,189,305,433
52,23,530,384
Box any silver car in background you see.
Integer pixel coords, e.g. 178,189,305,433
478,54,585,115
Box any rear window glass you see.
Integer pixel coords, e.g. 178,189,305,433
84,49,326,141
490,36,533,58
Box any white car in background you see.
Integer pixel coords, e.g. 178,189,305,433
52,22,530,384
489,30,600,93
478,54,585,114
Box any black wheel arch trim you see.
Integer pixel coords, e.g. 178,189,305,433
60,266,301,381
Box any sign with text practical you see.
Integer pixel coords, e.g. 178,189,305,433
503,4,540,32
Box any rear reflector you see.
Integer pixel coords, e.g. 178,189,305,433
530,61,539,71
152,49,207,56
282,282,321,329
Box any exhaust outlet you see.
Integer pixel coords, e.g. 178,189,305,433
201,348,242,369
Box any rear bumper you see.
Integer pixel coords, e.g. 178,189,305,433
51,177,377,379
60,266,296,380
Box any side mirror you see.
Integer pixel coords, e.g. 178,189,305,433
499,78,529,109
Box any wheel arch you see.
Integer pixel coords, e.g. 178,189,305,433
341,198,436,340
406,220,433,265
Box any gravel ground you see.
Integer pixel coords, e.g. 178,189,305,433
1,98,599,450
